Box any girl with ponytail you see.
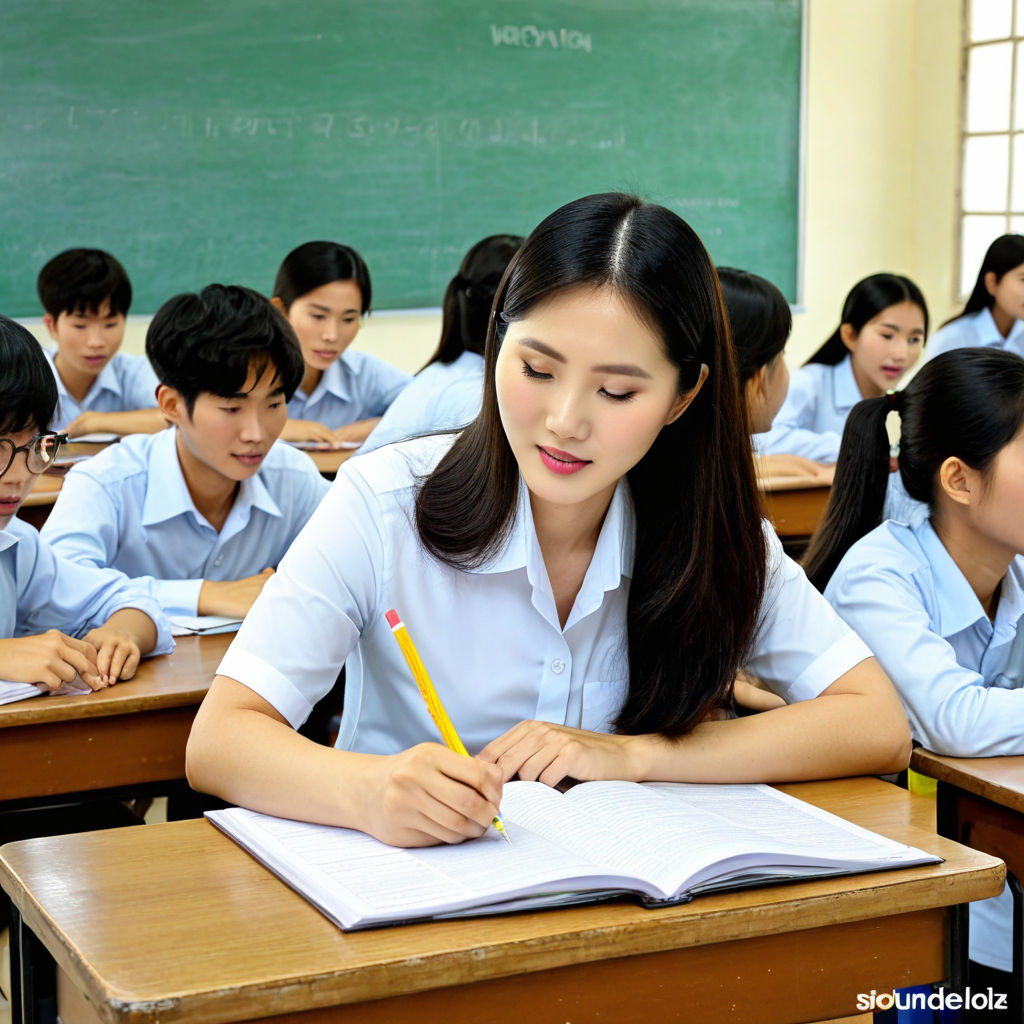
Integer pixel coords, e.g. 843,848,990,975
363,233,523,451
806,347,1024,993
759,273,927,463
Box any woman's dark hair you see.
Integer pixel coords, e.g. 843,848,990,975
415,192,767,737
424,234,524,368
803,348,1024,591
272,241,372,314
146,284,305,414
805,273,929,366
717,267,791,383
0,315,58,435
946,234,1024,326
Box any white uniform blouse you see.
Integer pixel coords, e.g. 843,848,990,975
927,307,1024,360
825,518,1024,971
218,435,872,758
756,355,861,462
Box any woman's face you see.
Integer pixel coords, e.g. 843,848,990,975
279,279,363,372
495,284,702,523
986,261,1024,325
746,353,790,433
842,300,926,399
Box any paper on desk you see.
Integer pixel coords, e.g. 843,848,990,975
0,675,92,706
285,440,361,451
170,615,243,636
67,432,120,443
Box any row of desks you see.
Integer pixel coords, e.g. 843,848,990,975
0,634,1015,1023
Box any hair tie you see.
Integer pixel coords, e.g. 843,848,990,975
886,389,904,412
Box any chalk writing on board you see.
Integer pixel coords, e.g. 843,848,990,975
490,25,592,53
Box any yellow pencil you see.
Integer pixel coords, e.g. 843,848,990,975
385,608,511,844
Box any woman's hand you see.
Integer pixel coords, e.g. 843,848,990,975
478,721,644,787
361,743,504,847
279,418,339,444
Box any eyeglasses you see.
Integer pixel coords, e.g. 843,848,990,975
0,432,67,479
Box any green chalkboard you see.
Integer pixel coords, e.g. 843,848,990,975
2,0,803,315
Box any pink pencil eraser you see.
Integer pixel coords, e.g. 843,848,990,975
385,609,400,629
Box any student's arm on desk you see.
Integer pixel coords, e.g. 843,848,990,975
197,568,275,618
187,674,503,848
0,631,103,691
64,408,166,438
479,658,911,787
756,454,835,484
83,607,159,683
280,418,339,444
332,417,380,445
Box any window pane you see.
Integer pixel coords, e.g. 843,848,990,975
973,0,1012,40
1015,42,1024,129
1012,135,1024,208
967,42,1013,132
1010,215,1024,234
963,135,1010,210
962,216,1008,295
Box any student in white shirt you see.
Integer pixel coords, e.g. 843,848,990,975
758,274,928,463
929,234,1024,360
36,248,163,437
363,233,523,453
718,266,831,484
270,241,410,446
186,192,910,850
43,284,328,620
803,348,1024,1004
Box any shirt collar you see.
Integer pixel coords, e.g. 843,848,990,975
305,356,353,404
141,429,283,527
44,347,122,400
0,524,20,554
833,354,862,411
914,519,990,636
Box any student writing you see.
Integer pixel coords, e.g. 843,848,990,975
41,285,329,619
362,233,523,452
758,273,927,463
717,266,831,483
928,234,1024,360
186,193,910,849
802,348,1024,1002
271,241,410,445
0,314,172,691
36,248,164,437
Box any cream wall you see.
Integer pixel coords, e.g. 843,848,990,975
24,0,964,376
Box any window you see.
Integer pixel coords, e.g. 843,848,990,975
961,0,1024,293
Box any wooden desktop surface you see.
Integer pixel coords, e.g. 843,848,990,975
0,777,1004,1024
0,632,232,805
759,474,831,539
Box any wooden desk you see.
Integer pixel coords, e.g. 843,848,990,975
911,749,1024,1016
304,446,356,478
0,777,1004,1024
759,475,831,541
0,632,231,810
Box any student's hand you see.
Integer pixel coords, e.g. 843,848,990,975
0,631,102,692
479,721,642,787
198,568,275,618
732,671,787,713
279,419,339,444
361,743,504,846
63,410,104,438
756,453,834,483
331,418,380,446
81,626,143,684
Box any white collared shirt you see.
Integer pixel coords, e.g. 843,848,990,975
286,350,411,429
756,354,861,462
40,428,329,616
0,517,173,652
43,348,159,432
217,435,871,757
825,517,1024,971
927,307,1024,360
361,351,484,452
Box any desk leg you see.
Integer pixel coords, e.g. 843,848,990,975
1010,872,1023,1023
936,782,970,994
9,906,56,1024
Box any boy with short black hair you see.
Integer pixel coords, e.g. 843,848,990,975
42,284,330,619
37,247,163,436
0,314,172,689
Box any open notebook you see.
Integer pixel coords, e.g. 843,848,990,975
208,780,940,931
0,675,91,706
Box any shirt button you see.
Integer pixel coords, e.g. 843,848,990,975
213,556,224,567
551,659,565,674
